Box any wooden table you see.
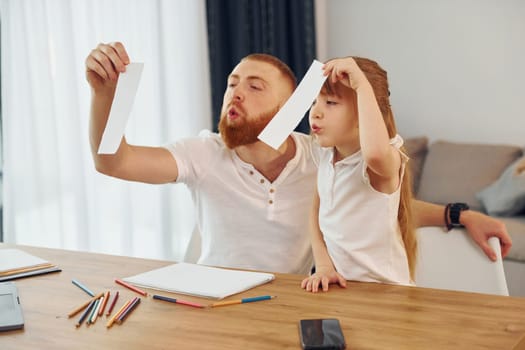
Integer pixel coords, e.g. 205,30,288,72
2,244,525,349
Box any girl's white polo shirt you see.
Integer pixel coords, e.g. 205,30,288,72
317,135,411,285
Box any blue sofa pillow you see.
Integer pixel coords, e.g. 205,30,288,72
477,157,525,216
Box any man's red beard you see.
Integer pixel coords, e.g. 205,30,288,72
218,105,280,149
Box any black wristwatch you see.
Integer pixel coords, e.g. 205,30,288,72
448,202,469,229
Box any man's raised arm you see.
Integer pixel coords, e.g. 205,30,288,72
86,42,179,184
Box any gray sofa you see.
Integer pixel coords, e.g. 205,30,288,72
405,137,525,297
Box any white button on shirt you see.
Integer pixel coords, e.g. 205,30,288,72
164,130,319,274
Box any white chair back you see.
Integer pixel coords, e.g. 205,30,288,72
415,226,508,296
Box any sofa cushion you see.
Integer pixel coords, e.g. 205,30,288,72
404,136,428,194
476,156,525,216
497,216,525,262
417,141,522,211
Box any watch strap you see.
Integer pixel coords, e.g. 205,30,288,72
449,202,469,227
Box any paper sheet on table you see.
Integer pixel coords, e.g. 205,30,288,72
98,62,144,154
0,248,61,282
0,249,50,274
123,263,275,300
258,59,326,150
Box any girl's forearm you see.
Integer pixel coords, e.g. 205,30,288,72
357,84,391,162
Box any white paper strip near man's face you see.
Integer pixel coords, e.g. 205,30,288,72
257,60,326,150
98,62,144,154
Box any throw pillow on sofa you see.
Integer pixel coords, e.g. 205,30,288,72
417,141,523,211
477,156,525,216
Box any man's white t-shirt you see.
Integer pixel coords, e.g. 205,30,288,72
317,134,411,285
164,131,318,274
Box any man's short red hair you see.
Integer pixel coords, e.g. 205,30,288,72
242,53,297,92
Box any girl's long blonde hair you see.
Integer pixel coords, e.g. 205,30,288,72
324,57,418,280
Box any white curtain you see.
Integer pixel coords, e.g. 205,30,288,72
0,0,211,261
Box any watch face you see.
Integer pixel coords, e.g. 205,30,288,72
455,203,469,210
450,203,469,226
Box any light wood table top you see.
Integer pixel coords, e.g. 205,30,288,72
1,244,525,349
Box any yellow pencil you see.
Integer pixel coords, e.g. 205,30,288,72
211,300,242,307
116,297,141,324
68,292,104,318
106,299,132,328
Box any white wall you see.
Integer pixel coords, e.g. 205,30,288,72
322,0,525,146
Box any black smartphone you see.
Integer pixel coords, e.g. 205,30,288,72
299,318,346,349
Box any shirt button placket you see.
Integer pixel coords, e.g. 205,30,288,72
268,188,275,205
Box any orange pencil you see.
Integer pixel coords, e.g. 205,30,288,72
115,279,148,296
116,297,138,322
116,297,141,324
106,299,132,328
68,292,104,318
98,291,110,316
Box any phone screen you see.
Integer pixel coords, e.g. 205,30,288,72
299,318,346,349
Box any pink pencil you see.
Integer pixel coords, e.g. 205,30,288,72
106,291,119,316
115,279,148,296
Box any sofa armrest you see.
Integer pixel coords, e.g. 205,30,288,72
497,216,525,263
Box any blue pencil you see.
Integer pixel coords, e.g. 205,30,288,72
72,279,95,297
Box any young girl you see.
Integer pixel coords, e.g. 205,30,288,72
301,57,417,291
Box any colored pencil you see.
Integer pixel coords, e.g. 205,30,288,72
116,297,141,324
211,295,276,308
91,296,103,324
68,292,104,318
0,262,56,277
116,297,138,322
87,298,100,325
72,279,95,297
75,300,96,328
106,291,119,316
98,291,110,316
152,294,206,308
106,299,132,328
115,278,147,296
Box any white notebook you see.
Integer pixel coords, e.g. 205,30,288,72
123,263,275,300
0,249,50,274
0,249,61,282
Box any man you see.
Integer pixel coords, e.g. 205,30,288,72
86,42,511,274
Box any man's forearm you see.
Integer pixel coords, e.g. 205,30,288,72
412,199,446,228
89,91,115,157
88,88,129,176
